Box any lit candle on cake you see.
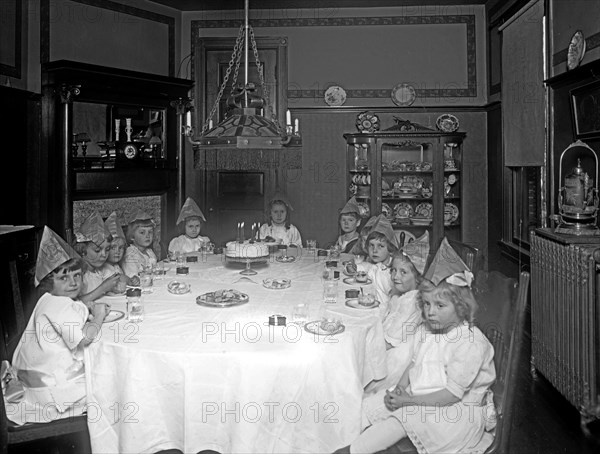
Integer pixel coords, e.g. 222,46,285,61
237,222,241,243
241,222,245,242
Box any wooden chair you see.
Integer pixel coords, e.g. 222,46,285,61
448,238,484,276
0,253,90,454
375,270,530,454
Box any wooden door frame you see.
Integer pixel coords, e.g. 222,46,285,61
194,36,288,133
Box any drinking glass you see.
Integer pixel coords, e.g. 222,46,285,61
140,271,153,293
126,294,144,322
306,239,317,254
323,279,339,304
153,261,165,279
291,303,308,326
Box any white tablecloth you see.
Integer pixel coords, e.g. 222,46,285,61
86,252,387,454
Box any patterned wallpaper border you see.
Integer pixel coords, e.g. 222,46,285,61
192,14,478,98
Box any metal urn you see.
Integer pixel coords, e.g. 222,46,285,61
554,140,600,235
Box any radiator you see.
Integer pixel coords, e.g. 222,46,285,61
530,230,600,428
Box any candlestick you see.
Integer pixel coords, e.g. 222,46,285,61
286,109,292,126
294,118,299,135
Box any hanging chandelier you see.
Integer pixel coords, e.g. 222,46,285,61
189,0,301,150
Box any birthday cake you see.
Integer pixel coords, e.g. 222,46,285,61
225,241,269,258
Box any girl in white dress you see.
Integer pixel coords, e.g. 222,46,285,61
122,210,158,277
353,215,398,318
102,211,139,288
4,227,109,425
335,271,496,454
258,196,302,246
73,211,122,297
366,252,423,394
168,197,211,255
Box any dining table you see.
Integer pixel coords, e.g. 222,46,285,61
86,249,388,454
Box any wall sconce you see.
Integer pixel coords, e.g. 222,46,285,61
171,97,194,137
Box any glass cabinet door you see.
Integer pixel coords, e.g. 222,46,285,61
381,139,434,245
442,141,461,241
346,135,376,219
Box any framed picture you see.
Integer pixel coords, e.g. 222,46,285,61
571,80,600,139
0,0,22,78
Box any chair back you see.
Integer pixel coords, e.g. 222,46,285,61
474,270,530,454
448,239,483,276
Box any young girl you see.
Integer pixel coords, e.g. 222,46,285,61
122,209,158,277
103,211,139,288
168,197,211,255
367,252,423,394
5,227,109,425
258,196,302,246
334,197,362,253
73,212,123,297
355,215,398,317
336,271,496,454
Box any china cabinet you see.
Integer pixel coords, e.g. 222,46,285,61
344,125,465,252
42,61,193,244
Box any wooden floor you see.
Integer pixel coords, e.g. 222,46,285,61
9,328,600,454
507,329,600,454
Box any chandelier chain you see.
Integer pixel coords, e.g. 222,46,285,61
229,26,245,93
203,25,245,134
249,26,282,134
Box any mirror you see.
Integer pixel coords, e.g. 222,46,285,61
72,102,166,164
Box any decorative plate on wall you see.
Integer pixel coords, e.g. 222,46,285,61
391,84,416,107
436,114,460,132
567,30,586,70
324,86,347,106
356,111,380,133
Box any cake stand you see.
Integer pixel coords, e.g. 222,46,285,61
225,253,269,275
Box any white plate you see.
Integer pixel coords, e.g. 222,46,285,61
263,278,291,290
324,86,347,106
104,310,125,323
343,276,372,285
304,320,345,336
345,298,380,309
391,83,416,107
167,280,191,295
275,256,297,263
196,290,249,307
567,30,586,70
102,292,126,300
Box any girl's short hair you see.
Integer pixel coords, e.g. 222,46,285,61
73,233,113,256
339,212,360,221
179,216,204,234
365,231,398,253
267,200,290,230
417,278,478,326
37,258,82,294
111,236,127,246
127,219,154,242
391,252,422,283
